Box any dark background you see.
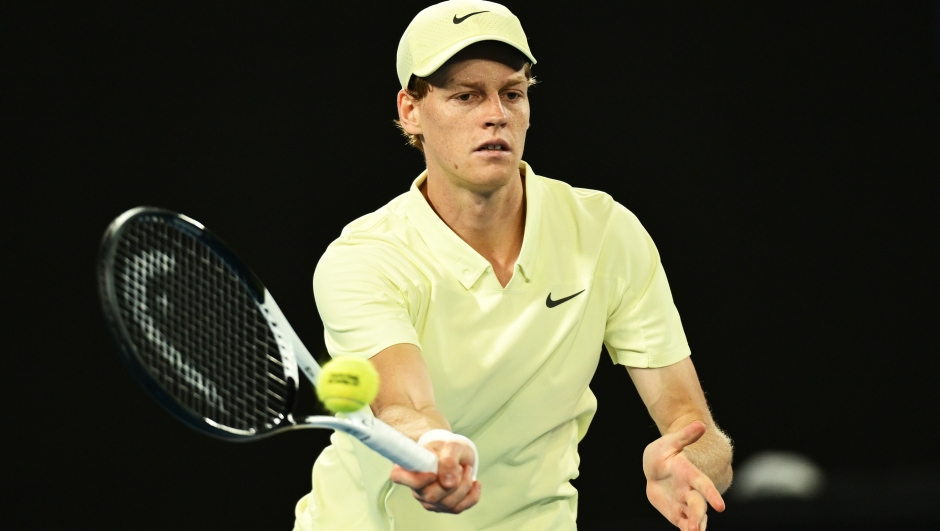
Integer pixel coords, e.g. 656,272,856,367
7,1,939,529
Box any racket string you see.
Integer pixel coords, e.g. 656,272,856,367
112,215,291,434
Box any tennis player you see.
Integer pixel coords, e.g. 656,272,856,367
294,1,733,530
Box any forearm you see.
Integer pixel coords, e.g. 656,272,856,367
369,343,450,441
372,402,452,441
629,359,733,492
681,424,733,493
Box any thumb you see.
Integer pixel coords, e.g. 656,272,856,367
437,440,468,488
663,420,707,452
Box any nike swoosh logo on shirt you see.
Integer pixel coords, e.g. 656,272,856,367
546,290,585,308
453,11,488,24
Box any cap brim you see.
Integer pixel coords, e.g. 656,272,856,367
411,35,537,80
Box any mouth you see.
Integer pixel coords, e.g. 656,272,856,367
475,140,510,152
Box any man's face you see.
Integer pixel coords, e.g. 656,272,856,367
402,52,530,193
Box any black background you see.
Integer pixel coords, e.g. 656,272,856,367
7,1,940,529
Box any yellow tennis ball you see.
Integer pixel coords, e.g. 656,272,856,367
316,357,380,413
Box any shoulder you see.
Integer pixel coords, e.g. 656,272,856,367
315,194,403,279
313,191,429,296
533,174,645,240
318,192,411,263
312,194,425,356
537,175,615,209
531,172,656,280
536,174,640,222
333,192,410,243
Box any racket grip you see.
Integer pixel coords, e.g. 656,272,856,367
354,417,439,473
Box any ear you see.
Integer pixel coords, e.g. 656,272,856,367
397,89,423,135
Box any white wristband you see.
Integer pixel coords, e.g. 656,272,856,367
417,429,479,480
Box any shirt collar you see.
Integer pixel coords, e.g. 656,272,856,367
404,161,542,289
515,162,541,283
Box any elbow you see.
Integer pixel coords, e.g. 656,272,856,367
716,462,733,494
715,434,734,493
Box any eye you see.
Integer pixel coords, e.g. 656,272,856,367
457,93,473,101
504,92,522,100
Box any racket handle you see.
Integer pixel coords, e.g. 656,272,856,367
352,416,439,473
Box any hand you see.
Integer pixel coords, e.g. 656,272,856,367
390,438,481,514
643,421,725,531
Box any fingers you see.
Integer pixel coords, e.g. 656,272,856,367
394,438,481,514
685,490,707,531
437,440,473,489
451,479,482,513
390,465,437,490
411,464,480,513
413,482,481,514
647,457,723,531
437,463,476,507
411,467,461,506
680,513,706,531
703,486,725,513
688,472,725,512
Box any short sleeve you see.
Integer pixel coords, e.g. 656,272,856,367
313,245,421,360
601,204,691,368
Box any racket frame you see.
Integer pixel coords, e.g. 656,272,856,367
98,207,438,472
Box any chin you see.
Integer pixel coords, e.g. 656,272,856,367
461,160,522,191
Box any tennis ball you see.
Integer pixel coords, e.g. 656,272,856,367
316,357,380,413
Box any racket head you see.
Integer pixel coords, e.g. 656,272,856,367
98,207,299,440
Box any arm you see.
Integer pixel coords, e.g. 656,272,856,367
369,343,481,514
627,357,733,531
312,248,479,511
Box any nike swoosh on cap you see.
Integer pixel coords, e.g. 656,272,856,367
453,11,488,24
546,290,585,308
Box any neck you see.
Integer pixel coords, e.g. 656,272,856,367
421,166,526,287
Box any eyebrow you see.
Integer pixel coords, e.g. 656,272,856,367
446,74,528,91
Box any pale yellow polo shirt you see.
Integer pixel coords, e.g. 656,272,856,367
294,162,690,531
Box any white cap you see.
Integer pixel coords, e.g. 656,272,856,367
396,0,537,89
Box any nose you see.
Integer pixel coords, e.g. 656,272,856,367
482,94,508,128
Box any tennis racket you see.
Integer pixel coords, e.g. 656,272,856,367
97,206,438,473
